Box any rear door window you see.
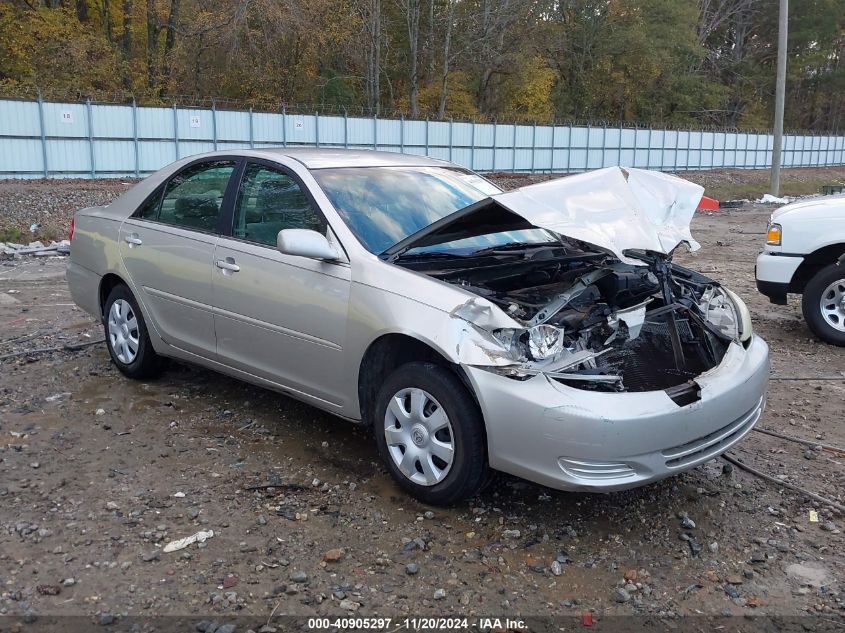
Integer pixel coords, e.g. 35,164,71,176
145,161,236,232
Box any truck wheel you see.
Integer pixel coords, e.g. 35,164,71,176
374,362,488,505
802,263,845,346
104,285,167,378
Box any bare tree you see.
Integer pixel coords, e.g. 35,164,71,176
437,0,455,118
396,0,421,117
121,0,133,89
145,0,159,90
159,0,181,96
469,0,526,115
76,0,89,22
355,0,383,114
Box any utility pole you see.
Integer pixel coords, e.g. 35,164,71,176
770,0,788,196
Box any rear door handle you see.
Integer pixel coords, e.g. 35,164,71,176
124,233,143,247
215,258,240,273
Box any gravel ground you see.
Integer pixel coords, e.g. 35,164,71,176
0,174,843,630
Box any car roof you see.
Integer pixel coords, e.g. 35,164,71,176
246,148,453,170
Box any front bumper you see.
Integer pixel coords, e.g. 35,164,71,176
465,335,769,492
755,251,803,304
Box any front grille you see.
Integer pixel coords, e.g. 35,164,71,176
558,457,636,480
661,396,763,468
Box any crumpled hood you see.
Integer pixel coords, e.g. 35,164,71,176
384,166,704,266
491,167,703,265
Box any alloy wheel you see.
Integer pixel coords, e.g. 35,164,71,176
819,278,845,332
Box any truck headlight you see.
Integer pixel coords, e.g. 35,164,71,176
494,324,566,361
766,223,782,245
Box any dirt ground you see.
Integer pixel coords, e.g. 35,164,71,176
1,175,844,630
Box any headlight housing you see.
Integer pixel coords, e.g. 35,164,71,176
766,223,782,245
724,288,753,343
494,324,566,361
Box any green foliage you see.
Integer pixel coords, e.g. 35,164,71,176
0,225,23,244
0,0,843,130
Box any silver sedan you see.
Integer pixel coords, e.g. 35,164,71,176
67,149,769,504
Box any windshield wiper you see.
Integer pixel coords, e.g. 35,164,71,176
469,242,555,256
390,251,466,262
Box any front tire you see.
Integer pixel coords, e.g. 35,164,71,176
374,362,488,505
802,264,845,346
103,285,166,378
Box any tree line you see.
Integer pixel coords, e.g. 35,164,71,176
1,0,843,131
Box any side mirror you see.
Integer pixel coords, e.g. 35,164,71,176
277,229,340,261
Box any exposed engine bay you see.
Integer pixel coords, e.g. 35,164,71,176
396,240,746,396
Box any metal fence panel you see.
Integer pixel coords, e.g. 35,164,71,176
1,97,844,179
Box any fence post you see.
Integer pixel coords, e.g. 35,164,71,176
673,128,680,171
343,108,349,148
132,98,140,177
400,114,405,154
645,126,652,169
211,99,218,151
424,118,429,156
823,133,830,166
530,121,536,173
37,92,48,178
172,103,179,160
448,117,453,162
373,113,377,150
315,110,320,148
657,126,665,171
512,122,517,171
617,123,623,169
86,98,95,178
492,119,498,171
601,123,607,169
470,119,476,170
282,107,287,148
248,107,254,149
698,129,705,170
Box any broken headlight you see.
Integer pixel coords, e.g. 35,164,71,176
725,288,753,343
494,324,566,361
700,286,752,343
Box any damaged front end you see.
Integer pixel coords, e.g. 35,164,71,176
386,167,752,398
401,245,750,396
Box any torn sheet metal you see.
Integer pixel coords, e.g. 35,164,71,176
448,297,521,366
491,167,703,265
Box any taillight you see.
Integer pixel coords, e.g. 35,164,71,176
69,216,75,241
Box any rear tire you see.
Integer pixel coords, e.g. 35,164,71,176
374,362,488,505
802,264,845,346
103,285,166,379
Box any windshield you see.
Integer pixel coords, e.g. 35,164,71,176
311,166,556,255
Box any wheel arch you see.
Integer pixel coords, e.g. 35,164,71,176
356,333,483,430
789,243,845,294
99,273,129,319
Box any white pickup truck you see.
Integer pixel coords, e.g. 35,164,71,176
756,195,845,346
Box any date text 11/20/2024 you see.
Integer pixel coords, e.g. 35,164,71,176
306,617,527,630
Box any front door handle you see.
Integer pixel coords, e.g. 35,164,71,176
124,233,143,247
215,258,240,273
